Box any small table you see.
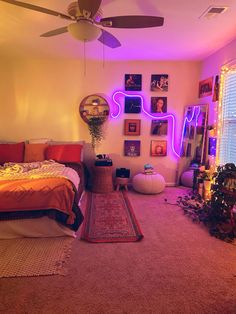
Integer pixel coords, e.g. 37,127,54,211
91,166,113,193
115,177,129,191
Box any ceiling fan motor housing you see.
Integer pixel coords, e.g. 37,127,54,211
67,1,102,21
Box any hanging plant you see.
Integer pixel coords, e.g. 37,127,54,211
88,116,106,149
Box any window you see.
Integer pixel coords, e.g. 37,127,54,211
217,65,236,165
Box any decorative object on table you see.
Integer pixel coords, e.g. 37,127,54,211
124,140,141,157
143,164,154,175
125,74,142,91
150,140,167,157
132,172,165,194
124,97,141,113
198,77,213,98
150,74,168,92
151,97,167,113
124,119,141,135
151,120,168,135
95,154,113,166
81,191,143,243
0,237,74,278
176,163,236,242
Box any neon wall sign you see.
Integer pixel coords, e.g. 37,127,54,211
111,90,201,158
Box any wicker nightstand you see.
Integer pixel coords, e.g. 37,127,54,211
91,166,114,193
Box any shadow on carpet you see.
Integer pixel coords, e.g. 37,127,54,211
81,191,143,243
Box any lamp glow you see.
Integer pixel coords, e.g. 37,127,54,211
67,20,101,41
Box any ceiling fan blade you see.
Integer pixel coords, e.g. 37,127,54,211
97,29,121,48
77,0,102,18
40,26,68,38
0,0,73,20
100,15,164,28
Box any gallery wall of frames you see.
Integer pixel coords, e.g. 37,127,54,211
123,73,169,158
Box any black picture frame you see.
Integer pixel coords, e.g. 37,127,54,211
125,74,142,91
124,140,141,157
151,97,167,113
150,74,169,91
151,120,168,135
125,97,141,113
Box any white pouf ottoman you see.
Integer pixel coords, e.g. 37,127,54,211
132,173,166,194
181,170,194,187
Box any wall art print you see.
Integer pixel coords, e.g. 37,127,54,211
125,74,142,91
150,74,168,91
124,119,141,136
150,140,167,156
125,97,141,113
124,140,141,157
199,77,213,98
151,120,168,136
151,97,167,113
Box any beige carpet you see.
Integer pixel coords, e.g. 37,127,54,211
0,237,74,278
0,187,236,314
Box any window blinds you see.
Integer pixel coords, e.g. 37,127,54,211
219,68,236,164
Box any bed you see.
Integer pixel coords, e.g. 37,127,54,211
0,142,86,239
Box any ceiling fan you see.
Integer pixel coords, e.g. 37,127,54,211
0,0,164,48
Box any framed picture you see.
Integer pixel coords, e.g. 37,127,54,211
124,119,141,135
151,120,168,135
124,140,141,157
150,140,167,156
125,97,141,113
151,97,167,113
150,74,168,91
199,77,213,98
212,75,219,102
125,74,142,91
208,137,217,156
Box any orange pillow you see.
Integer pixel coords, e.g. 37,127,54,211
46,144,83,163
0,142,25,164
24,144,48,162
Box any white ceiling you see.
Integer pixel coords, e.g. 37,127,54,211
0,0,236,61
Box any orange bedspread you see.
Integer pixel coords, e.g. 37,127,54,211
0,177,76,224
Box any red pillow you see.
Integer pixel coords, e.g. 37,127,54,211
46,144,83,163
0,142,25,164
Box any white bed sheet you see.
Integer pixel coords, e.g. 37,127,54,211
0,217,76,239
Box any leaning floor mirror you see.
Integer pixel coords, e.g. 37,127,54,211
176,104,209,185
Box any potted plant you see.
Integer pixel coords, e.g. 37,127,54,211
88,116,106,150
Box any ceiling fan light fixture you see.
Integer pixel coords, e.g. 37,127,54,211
67,20,101,42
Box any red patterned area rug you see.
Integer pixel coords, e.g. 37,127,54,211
81,191,143,243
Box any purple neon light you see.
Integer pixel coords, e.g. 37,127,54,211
111,91,180,157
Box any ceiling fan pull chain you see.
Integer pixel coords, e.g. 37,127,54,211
102,33,105,69
83,40,86,76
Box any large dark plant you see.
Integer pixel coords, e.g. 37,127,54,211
177,163,236,241
88,117,106,150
